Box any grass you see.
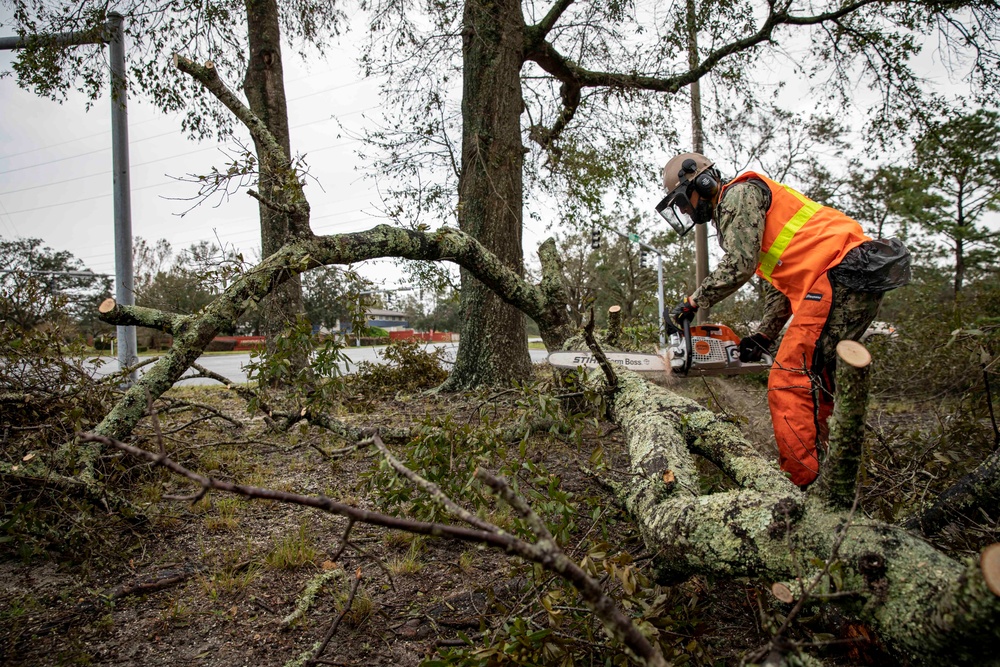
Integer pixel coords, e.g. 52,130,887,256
204,496,242,532
458,550,477,572
387,547,424,576
338,586,375,626
265,523,318,570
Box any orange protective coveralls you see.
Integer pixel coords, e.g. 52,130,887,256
723,173,870,486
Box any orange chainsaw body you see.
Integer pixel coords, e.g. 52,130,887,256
668,323,773,376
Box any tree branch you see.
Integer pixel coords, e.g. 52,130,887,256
524,0,885,96
904,445,1000,536
583,308,617,391
372,432,498,533
173,55,309,222
98,298,186,335
527,0,576,43
610,368,1000,662
86,430,667,666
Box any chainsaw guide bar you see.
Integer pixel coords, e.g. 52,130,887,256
547,351,667,372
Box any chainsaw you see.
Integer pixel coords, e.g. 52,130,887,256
668,320,773,376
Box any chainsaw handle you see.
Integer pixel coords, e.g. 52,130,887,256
682,319,693,375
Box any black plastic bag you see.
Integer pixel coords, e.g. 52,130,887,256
829,238,911,292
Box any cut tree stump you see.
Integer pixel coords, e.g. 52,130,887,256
983,543,1000,598
816,340,872,509
607,305,623,347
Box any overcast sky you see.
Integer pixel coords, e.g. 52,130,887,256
0,9,993,298
0,25,450,291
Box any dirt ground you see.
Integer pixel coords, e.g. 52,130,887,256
1,366,994,666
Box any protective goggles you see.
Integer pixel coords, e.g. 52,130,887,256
654,184,697,237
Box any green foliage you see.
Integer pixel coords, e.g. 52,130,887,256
870,271,1000,400
347,337,449,399
908,108,1000,293
426,542,717,667
365,415,504,524
6,1,345,140
557,214,695,331
132,237,238,316
303,266,371,331
245,315,351,415
403,288,463,333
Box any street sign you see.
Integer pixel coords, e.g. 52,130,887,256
628,233,640,242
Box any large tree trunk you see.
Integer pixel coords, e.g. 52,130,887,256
243,0,307,354
445,0,532,389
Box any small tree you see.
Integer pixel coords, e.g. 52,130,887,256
133,238,232,315
0,237,111,332
911,108,1000,296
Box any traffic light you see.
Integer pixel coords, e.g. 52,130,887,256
590,228,601,250
639,250,648,269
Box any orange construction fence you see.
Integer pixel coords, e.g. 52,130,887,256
388,330,454,343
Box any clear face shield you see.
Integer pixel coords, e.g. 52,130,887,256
655,186,697,237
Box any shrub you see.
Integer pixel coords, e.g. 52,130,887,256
1,278,137,559
348,337,449,398
206,338,238,352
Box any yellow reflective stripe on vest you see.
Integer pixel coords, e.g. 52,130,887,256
757,187,822,281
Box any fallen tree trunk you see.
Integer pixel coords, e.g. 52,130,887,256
610,369,1000,664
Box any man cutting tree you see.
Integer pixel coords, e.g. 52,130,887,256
656,153,910,487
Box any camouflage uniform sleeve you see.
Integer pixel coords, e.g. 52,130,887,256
758,281,792,341
690,183,766,309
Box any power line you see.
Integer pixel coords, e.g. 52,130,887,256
0,145,109,176
0,104,379,185
0,71,374,162
0,115,164,162
0,178,176,215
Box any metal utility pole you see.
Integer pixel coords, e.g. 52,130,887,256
687,0,710,325
107,13,137,381
1,13,137,381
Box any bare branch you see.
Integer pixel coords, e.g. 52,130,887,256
173,55,309,221
525,0,886,96
310,568,363,665
528,0,576,42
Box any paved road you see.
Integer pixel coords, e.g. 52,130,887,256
90,343,551,386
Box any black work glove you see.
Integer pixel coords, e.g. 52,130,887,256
738,333,772,363
664,308,680,335
669,297,699,329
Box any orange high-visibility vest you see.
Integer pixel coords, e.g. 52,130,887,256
722,172,870,306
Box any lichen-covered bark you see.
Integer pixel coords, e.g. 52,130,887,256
610,371,793,495
611,368,1000,664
